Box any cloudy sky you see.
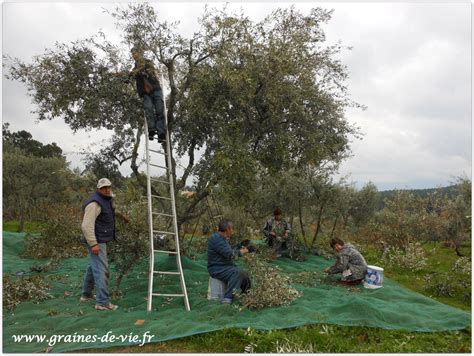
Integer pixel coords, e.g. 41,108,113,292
2,2,471,191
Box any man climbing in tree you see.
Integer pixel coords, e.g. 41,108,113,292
131,46,166,142
262,207,291,258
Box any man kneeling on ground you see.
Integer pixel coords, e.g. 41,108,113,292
323,238,368,285
207,219,251,304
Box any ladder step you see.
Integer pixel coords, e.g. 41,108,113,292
151,293,184,297
149,149,165,155
150,178,170,185
154,249,177,254
154,271,180,275
151,194,172,201
153,229,176,235
150,163,169,170
152,212,174,217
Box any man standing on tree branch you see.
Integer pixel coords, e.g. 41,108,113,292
131,46,166,143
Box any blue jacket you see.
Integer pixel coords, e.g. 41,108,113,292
83,192,115,244
207,232,240,273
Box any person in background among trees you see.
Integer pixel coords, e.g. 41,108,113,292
207,219,251,304
131,45,166,142
323,237,368,285
80,178,129,311
262,207,291,258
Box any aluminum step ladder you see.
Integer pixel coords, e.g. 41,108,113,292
144,75,190,312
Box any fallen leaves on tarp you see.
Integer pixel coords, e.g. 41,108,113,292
3,275,53,310
238,254,302,310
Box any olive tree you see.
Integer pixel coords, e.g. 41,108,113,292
3,147,70,231
5,3,362,235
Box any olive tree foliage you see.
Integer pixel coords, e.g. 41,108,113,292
349,181,378,227
442,177,471,256
259,174,377,249
366,180,471,254
3,146,70,232
2,125,76,231
108,179,150,293
81,142,125,188
5,4,361,232
3,123,64,159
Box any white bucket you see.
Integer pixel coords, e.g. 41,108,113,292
207,277,227,300
363,265,384,289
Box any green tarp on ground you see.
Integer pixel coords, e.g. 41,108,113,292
2,232,471,353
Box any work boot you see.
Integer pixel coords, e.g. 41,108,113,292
221,298,232,305
95,303,119,311
79,294,95,303
157,132,166,143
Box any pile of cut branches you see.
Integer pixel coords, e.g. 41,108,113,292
239,254,302,310
3,275,53,310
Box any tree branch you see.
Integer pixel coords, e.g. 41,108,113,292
176,139,197,191
130,124,143,176
177,189,210,228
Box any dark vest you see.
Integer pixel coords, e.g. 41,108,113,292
83,192,115,243
134,59,161,97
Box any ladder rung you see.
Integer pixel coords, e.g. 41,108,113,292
154,249,177,254
151,293,184,297
154,271,180,275
150,163,169,170
151,194,172,201
152,212,174,217
150,178,170,185
153,229,176,235
149,149,165,155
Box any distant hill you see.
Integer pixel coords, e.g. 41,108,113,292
375,185,459,210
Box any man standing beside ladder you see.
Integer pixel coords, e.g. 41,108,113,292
80,178,128,311
207,219,251,304
131,45,166,142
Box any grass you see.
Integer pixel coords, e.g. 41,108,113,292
363,242,471,311
3,220,44,233
79,324,471,353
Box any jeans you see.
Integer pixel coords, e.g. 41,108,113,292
143,89,166,135
209,266,251,300
81,243,110,305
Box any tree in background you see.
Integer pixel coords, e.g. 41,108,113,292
349,182,378,227
3,146,69,232
442,177,471,256
3,123,64,159
3,125,90,233
5,3,361,235
361,178,471,258
81,146,124,188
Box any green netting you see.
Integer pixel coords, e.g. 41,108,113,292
2,232,471,353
